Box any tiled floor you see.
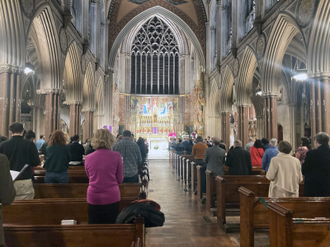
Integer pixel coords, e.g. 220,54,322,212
145,160,235,247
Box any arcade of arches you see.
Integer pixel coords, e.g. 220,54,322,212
2,0,330,152
1,0,330,245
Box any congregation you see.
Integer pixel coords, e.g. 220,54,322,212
170,132,330,198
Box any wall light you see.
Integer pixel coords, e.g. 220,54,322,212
256,91,262,96
293,73,308,81
24,67,34,74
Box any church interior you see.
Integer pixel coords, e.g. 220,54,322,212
1,0,330,246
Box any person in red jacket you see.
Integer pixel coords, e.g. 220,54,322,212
250,139,264,167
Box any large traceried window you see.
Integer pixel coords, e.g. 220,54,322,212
131,17,179,95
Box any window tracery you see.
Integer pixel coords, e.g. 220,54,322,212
131,17,179,94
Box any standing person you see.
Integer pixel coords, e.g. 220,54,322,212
137,137,147,163
0,123,39,199
25,130,36,142
171,138,177,151
0,154,16,247
41,134,52,157
225,140,252,175
266,141,303,197
295,137,312,165
262,138,270,151
175,139,184,155
112,130,142,183
262,138,279,173
192,136,208,194
245,137,254,152
219,140,226,151
206,136,212,148
183,138,189,150
44,130,71,183
302,132,330,197
85,129,123,224
250,139,264,167
185,139,194,155
168,130,177,138
204,137,226,176
67,134,85,166
36,135,45,152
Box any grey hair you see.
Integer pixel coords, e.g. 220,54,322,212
314,132,330,145
234,140,242,147
270,138,278,146
213,137,220,146
248,137,254,142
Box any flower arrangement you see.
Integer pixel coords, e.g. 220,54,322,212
154,145,159,150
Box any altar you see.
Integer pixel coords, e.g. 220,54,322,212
147,138,169,159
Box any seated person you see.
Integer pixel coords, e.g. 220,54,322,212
67,135,85,166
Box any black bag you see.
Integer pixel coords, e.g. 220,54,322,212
116,201,165,227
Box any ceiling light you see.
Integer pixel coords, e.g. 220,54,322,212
24,68,34,74
293,73,308,81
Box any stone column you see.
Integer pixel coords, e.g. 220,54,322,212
44,92,60,140
256,116,263,139
0,67,22,136
237,105,249,147
289,103,296,150
216,0,222,64
205,22,211,74
321,78,330,135
83,111,94,140
221,112,230,152
179,55,186,94
263,95,278,140
69,104,82,136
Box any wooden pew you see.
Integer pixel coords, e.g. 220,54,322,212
239,186,305,247
216,175,270,231
206,170,217,215
34,183,145,199
5,217,145,247
268,201,330,247
196,165,207,200
185,158,192,190
179,155,193,184
2,198,138,225
191,161,197,193
223,165,265,175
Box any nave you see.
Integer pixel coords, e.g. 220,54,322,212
146,160,234,247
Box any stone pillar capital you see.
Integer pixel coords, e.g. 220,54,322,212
36,88,63,95
81,108,95,113
63,100,83,105
0,64,24,74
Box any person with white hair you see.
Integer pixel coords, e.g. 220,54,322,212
262,138,279,173
203,137,226,176
245,137,254,152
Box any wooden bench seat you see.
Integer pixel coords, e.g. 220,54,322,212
268,202,330,247
2,198,138,225
4,217,145,247
223,166,265,175
239,186,306,247
216,175,270,231
34,183,145,199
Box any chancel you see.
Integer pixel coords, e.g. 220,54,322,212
1,0,330,246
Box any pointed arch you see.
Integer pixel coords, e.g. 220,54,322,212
308,0,330,77
261,14,305,94
27,5,62,90
237,46,258,105
0,0,25,68
209,79,220,117
96,78,104,116
82,63,95,111
109,6,205,70
220,66,234,112
64,42,82,103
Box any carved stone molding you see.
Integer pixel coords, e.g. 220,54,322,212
20,0,34,18
83,43,90,55
81,55,87,74
233,58,239,77
36,88,63,95
0,64,24,74
296,0,317,27
59,28,68,53
81,108,95,113
63,100,83,105
62,13,72,29
256,34,266,60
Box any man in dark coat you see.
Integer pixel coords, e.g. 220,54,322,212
225,140,252,175
302,132,330,197
67,135,85,166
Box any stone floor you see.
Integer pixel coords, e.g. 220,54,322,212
145,160,235,247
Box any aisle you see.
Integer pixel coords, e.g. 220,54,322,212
145,160,235,247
